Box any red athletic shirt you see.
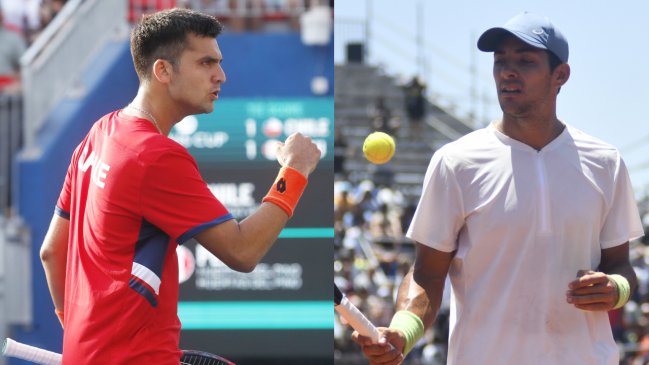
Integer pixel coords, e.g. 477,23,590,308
55,110,232,364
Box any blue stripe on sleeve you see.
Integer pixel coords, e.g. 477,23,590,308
177,214,235,245
128,277,158,307
54,206,70,220
134,219,170,277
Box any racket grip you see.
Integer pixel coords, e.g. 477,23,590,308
3,338,62,365
335,297,381,343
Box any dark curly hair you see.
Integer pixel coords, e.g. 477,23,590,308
130,8,223,81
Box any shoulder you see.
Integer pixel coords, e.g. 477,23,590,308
139,135,194,166
565,125,621,164
566,125,618,152
89,112,196,169
117,111,193,161
433,127,500,167
443,127,495,150
563,125,627,185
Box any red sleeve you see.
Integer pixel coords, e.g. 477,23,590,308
55,139,85,219
55,165,72,219
140,145,232,244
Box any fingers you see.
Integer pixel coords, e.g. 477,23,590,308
567,270,617,311
351,331,373,346
276,133,321,177
351,329,405,365
568,270,607,289
362,342,404,365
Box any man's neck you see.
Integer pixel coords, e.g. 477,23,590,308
128,86,184,135
496,115,565,151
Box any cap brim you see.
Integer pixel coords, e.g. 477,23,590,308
477,27,513,52
478,27,549,53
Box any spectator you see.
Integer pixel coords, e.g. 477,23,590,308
128,0,177,23
185,0,230,17
0,8,27,94
333,126,351,177
334,180,354,240
0,0,41,43
403,76,426,140
228,0,265,32
39,0,67,29
368,96,400,136
368,187,403,241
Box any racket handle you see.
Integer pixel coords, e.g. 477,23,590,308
335,296,381,343
2,338,62,365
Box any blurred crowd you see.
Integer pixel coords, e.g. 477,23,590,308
0,0,68,94
333,177,448,365
175,0,331,32
334,176,649,364
0,0,331,94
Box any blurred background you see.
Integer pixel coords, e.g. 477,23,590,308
333,1,649,364
0,0,333,364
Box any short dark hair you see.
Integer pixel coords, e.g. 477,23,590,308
547,50,562,73
547,50,565,94
130,8,223,81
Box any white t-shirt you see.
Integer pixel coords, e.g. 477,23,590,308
407,123,644,365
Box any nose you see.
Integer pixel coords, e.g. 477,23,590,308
214,65,226,84
495,61,517,80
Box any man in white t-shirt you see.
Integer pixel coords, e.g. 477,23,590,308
352,12,644,365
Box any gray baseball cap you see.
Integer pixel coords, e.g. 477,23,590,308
477,12,569,63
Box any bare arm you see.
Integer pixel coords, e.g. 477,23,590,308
598,242,637,292
40,214,69,311
567,242,636,311
196,133,320,273
351,243,453,365
195,203,289,272
396,243,454,330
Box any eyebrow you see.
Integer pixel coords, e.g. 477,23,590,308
197,55,222,63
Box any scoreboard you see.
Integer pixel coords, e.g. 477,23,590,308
171,97,333,360
170,98,332,165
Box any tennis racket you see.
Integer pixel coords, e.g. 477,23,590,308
2,338,235,365
334,283,380,343
180,350,234,365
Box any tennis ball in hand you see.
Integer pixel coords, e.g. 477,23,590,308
363,132,395,164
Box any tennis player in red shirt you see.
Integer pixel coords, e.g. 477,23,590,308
39,8,321,364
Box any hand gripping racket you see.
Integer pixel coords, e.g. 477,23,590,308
2,338,235,365
334,283,380,343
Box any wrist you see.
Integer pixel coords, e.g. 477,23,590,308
607,274,631,309
389,310,424,356
55,308,64,328
286,164,310,179
262,166,308,218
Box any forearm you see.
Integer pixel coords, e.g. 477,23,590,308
599,261,637,294
42,254,67,310
231,202,290,270
396,267,444,329
40,215,69,310
599,243,637,294
196,202,290,272
390,263,446,356
198,161,313,272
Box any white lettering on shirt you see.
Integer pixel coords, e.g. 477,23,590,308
78,144,111,189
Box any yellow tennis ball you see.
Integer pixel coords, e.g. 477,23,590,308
363,132,395,164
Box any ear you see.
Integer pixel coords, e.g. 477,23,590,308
152,59,172,84
554,63,570,87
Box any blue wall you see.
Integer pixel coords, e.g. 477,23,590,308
12,32,333,360
218,33,333,98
